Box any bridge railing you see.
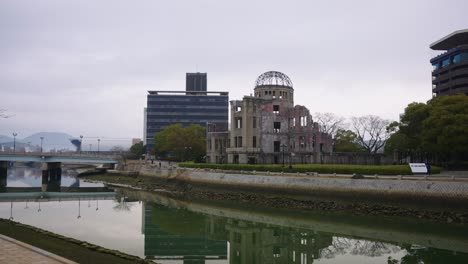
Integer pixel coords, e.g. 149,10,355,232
0,151,120,160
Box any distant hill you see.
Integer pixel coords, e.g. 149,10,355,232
22,132,76,151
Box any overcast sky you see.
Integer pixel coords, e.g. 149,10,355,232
1,0,467,141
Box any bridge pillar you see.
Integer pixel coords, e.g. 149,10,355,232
0,161,7,190
41,162,62,192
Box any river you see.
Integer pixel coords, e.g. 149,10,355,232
1,167,468,264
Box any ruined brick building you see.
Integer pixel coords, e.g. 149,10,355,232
206,71,333,164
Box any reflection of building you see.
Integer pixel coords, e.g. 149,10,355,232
142,200,334,263
143,203,228,263
430,29,468,96
223,219,332,264
207,71,333,164
145,73,229,152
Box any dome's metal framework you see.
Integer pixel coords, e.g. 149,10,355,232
255,71,293,88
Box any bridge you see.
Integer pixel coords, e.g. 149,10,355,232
0,152,119,181
0,152,118,192
0,152,118,164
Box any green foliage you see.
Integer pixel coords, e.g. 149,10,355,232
129,142,144,159
422,95,468,162
334,129,366,152
179,162,441,175
386,94,468,164
154,124,206,162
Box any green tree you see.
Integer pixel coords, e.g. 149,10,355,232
421,94,468,163
129,142,145,159
334,129,366,152
386,94,468,164
154,124,206,162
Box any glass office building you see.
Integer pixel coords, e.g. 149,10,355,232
145,90,228,151
430,29,468,96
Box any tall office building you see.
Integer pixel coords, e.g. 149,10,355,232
430,29,468,96
145,73,228,152
186,72,207,92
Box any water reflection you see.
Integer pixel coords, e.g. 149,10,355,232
1,168,468,263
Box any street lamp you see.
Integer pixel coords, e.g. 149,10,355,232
12,132,17,152
79,135,83,155
97,139,101,154
40,137,44,153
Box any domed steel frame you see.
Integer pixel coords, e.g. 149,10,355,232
255,71,293,88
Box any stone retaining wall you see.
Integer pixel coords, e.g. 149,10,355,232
168,170,468,204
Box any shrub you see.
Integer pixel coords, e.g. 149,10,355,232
179,162,441,175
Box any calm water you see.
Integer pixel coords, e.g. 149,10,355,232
1,167,468,264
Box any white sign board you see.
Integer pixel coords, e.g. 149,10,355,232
409,163,428,174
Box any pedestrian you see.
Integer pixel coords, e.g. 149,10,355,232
426,163,431,175
159,162,161,169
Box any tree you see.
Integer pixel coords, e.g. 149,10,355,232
421,94,468,163
314,112,346,137
129,142,145,159
334,129,366,152
154,124,206,162
385,94,468,165
350,115,395,154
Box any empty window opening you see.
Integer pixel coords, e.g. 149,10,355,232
236,106,242,112
253,116,257,128
253,136,257,148
300,116,307,127
273,105,279,114
274,122,281,133
235,117,242,129
274,141,281,152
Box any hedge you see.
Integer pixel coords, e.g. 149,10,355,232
179,162,441,175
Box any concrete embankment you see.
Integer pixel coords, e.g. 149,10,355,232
136,166,468,206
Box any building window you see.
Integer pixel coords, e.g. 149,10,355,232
236,106,242,112
300,116,307,127
274,122,281,133
236,117,242,129
273,105,279,114
238,136,242,147
300,136,306,148
453,54,461,64
253,136,257,148
442,58,450,68
253,116,257,128
234,137,238,147
209,139,212,150
274,141,280,152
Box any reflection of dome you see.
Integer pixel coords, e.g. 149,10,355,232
255,71,293,88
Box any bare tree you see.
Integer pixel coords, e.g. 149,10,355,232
314,112,346,137
350,115,394,153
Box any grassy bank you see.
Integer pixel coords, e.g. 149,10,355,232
179,162,441,175
0,219,152,264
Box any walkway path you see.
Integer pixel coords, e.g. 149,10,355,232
0,234,76,264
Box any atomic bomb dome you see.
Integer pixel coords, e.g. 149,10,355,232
255,71,293,88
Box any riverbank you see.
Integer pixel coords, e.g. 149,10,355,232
0,218,153,264
81,172,468,225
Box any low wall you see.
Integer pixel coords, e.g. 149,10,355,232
166,169,468,205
